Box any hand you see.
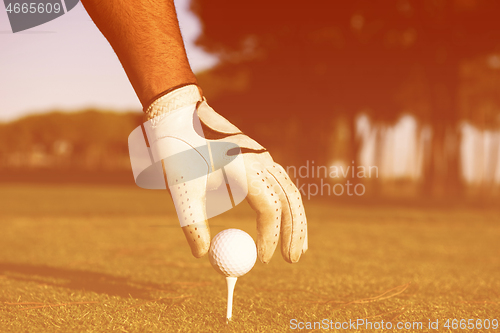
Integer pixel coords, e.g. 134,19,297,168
128,85,308,263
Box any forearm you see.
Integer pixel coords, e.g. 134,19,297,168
81,0,198,108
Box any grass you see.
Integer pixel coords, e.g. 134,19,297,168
0,184,499,332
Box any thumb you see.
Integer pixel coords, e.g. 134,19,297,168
162,160,211,258
182,221,211,258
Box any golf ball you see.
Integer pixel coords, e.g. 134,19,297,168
209,229,257,277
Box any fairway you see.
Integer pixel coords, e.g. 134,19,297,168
1,184,499,332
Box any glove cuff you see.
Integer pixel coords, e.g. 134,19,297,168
145,84,203,121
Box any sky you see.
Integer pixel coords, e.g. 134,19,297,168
0,0,218,122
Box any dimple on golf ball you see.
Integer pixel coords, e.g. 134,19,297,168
209,229,257,277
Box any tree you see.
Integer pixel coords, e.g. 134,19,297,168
193,0,500,196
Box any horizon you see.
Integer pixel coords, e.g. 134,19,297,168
0,0,218,122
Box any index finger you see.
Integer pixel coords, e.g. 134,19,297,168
266,163,307,263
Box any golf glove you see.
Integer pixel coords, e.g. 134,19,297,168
128,85,307,263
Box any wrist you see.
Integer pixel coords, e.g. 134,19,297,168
144,84,203,121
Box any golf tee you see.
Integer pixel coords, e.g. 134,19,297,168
226,276,238,321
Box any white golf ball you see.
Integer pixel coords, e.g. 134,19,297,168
209,229,257,277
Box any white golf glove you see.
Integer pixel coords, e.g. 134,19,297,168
128,85,307,263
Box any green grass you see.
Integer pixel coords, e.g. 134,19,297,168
0,184,499,332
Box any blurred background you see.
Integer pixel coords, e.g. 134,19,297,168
1,0,500,204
